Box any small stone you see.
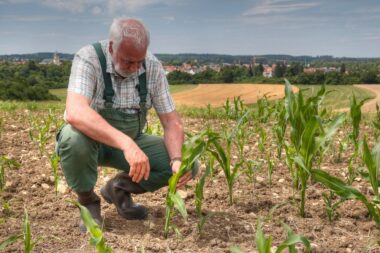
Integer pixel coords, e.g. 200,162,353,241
256,176,265,182
5,181,12,187
49,176,55,183
346,248,352,253
177,189,187,199
31,184,37,189
278,178,285,183
21,190,28,195
354,177,361,182
41,183,50,189
248,212,257,218
57,181,68,194
243,145,250,152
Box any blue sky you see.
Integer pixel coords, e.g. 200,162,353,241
0,0,379,57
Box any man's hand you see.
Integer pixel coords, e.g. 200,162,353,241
123,144,150,183
171,160,192,189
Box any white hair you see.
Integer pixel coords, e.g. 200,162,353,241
109,17,150,52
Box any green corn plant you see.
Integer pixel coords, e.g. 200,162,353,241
322,191,345,222
273,101,287,159
208,111,250,205
223,98,231,118
349,95,371,153
257,127,267,153
164,130,215,238
346,154,356,185
312,169,380,229
267,151,274,186
49,152,60,195
230,220,310,253
0,116,3,139
373,103,380,138
71,201,112,253
0,234,22,251
195,161,211,235
285,79,344,217
0,156,21,192
23,208,41,253
29,114,52,155
335,139,348,163
244,159,263,187
256,94,272,123
362,137,380,201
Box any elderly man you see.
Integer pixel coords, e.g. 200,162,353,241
56,17,198,231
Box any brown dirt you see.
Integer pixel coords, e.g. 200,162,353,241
354,85,380,113
172,84,299,107
1,110,380,253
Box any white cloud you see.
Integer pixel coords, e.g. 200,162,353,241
243,0,320,16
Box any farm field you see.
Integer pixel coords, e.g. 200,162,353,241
1,83,380,252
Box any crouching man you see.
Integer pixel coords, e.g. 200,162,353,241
55,17,198,231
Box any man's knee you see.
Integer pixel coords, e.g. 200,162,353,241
57,124,98,158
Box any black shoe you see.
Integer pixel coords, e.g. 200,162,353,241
77,190,103,232
100,173,148,220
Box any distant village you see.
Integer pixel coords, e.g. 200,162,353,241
0,54,368,78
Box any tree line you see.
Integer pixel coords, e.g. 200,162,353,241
167,63,380,85
0,61,71,101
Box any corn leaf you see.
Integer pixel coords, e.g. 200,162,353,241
0,234,21,250
169,192,187,219
229,245,246,253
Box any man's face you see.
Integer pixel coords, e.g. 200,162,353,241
110,39,146,77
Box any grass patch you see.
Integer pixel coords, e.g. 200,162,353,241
298,85,376,110
169,84,198,93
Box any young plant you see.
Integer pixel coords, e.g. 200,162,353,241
0,156,21,192
273,101,287,159
322,191,345,222
23,208,41,253
362,137,380,200
71,201,112,253
0,235,22,251
208,111,250,205
284,80,344,217
244,159,263,187
267,151,274,186
258,127,267,153
195,161,211,235
49,152,60,195
164,130,214,238
230,219,311,253
349,95,371,153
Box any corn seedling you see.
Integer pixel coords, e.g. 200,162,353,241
335,139,348,163
349,95,371,153
222,98,231,118
256,94,273,123
273,101,287,159
164,130,214,238
322,191,345,222
244,159,263,187
49,152,60,195
362,137,380,201
23,208,41,253
285,80,344,217
29,114,52,155
312,168,380,229
71,201,113,253
195,161,211,235
0,234,22,251
0,156,21,192
258,127,267,153
230,219,311,253
208,111,250,205
267,151,274,186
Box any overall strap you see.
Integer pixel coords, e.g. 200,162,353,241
137,61,147,108
92,42,114,107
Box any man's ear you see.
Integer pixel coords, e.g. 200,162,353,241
109,42,113,55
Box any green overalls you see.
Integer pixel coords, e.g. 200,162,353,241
56,42,195,193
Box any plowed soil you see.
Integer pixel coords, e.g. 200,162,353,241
1,108,380,253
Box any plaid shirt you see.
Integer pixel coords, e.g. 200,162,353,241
68,40,175,114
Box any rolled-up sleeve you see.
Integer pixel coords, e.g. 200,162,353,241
151,62,175,114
